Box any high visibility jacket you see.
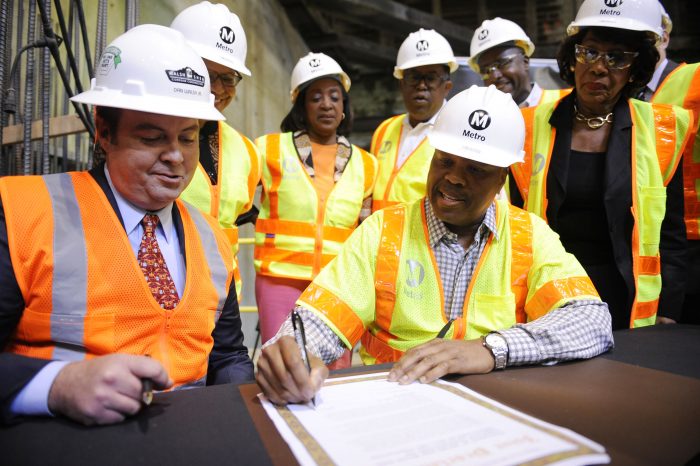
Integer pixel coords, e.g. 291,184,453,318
0,172,234,388
180,122,261,296
534,88,572,107
254,132,378,280
370,114,435,212
298,198,599,364
510,97,692,328
652,62,700,240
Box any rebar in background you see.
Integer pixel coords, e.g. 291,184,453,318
22,0,37,176
0,0,10,175
12,0,23,174
94,0,107,70
125,0,138,30
41,0,51,174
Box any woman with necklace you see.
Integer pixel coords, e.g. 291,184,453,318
509,0,693,330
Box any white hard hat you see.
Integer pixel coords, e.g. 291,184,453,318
566,0,662,43
468,18,535,72
289,52,351,103
428,85,524,168
170,1,250,76
659,2,672,34
71,24,224,121
394,28,458,79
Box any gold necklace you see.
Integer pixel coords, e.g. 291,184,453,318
574,103,614,129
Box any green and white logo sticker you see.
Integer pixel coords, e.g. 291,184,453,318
98,46,122,76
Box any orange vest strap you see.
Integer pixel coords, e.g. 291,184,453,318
651,104,679,185
361,330,404,364
371,115,401,155
374,205,406,332
513,107,536,200
300,282,365,345
372,199,399,211
256,218,353,243
222,227,239,245
508,205,533,323
253,246,336,268
633,298,660,321
639,255,661,275
526,276,599,320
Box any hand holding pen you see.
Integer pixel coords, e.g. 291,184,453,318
292,310,316,407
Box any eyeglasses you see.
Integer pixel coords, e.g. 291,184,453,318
209,70,242,88
479,54,521,80
402,71,449,89
574,44,638,70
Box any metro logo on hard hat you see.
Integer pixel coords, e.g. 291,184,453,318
469,110,491,130
604,0,623,6
477,29,489,41
416,40,429,52
219,26,235,44
309,58,321,68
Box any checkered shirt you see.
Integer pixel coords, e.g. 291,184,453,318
267,199,613,366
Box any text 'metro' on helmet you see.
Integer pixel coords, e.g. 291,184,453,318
170,1,251,76
393,28,458,79
71,24,224,121
289,52,351,103
468,18,535,73
428,85,525,168
566,0,662,43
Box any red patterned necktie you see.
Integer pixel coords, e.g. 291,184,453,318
138,214,180,310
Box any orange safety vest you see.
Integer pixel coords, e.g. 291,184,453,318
255,133,377,280
370,114,435,212
0,172,233,388
652,62,700,240
511,97,692,327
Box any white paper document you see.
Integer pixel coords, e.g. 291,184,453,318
260,372,609,466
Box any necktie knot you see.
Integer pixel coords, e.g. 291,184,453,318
142,214,159,234
138,214,179,309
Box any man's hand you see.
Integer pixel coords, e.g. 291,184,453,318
48,354,171,425
388,338,494,385
655,316,676,325
256,336,328,406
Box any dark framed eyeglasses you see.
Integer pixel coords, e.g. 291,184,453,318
402,71,449,89
574,44,638,70
209,70,242,88
479,54,521,80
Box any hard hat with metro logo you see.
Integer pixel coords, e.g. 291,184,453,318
566,0,662,43
394,28,458,79
71,24,224,121
170,1,251,76
428,85,524,167
290,52,351,103
468,18,535,72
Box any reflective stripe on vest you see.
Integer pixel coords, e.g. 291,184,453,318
255,132,374,280
1,172,233,386
179,122,261,296
653,62,700,239
538,88,572,106
514,97,691,327
299,198,598,364
371,114,435,212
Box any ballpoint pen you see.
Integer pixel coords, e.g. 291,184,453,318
437,319,454,339
292,310,316,408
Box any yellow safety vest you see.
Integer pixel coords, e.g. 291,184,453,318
0,172,233,388
254,132,377,280
510,97,692,328
179,122,261,296
298,198,599,364
652,62,700,240
370,114,435,212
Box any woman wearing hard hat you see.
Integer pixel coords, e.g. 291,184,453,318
171,2,261,299
509,0,692,330
254,53,378,368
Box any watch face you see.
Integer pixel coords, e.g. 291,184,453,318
485,333,504,348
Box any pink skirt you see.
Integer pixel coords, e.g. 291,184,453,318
255,273,352,369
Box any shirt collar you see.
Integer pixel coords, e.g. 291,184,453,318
402,100,446,131
647,58,668,92
104,165,175,243
521,82,542,108
424,197,498,247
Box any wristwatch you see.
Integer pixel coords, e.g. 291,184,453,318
482,332,508,370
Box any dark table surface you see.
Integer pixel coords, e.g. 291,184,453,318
2,325,699,466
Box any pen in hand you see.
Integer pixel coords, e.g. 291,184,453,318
142,354,153,406
292,310,316,408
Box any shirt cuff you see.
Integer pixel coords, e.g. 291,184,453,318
10,360,71,417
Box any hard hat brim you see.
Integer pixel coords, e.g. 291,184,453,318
189,42,252,76
393,60,459,79
427,132,524,168
71,88,225,121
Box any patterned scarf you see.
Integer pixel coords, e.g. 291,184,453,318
292,131,352,182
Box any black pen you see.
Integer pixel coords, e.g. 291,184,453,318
142,354,153,406
437,319,454,339
291,310,316,408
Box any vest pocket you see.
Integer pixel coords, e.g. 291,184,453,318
471,293,516,338
639,186,666,247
